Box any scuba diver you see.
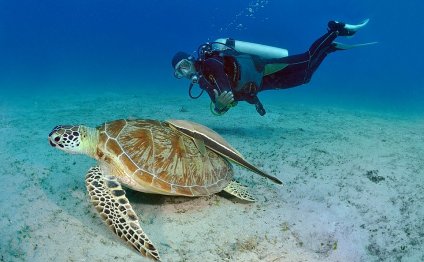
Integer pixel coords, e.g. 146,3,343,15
172,19,375,116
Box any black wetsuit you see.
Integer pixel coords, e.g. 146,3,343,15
194,30,340,115
261,31,339,90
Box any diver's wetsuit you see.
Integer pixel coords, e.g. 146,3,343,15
193,30,340,115
261,31,339,90
194,54,263,109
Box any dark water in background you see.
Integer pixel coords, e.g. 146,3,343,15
0,0,423,114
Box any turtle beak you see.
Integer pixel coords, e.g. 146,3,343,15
48,130,62,148
48,125,69,149
49,138,56,147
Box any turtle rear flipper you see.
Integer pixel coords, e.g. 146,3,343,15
223,180,256,202
85,166,160,261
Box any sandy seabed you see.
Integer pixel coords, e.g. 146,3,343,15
0,89,423,262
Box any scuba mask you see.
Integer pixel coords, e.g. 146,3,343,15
174,59,195,79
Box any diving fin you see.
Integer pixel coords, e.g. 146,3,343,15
332,41,378,50
344,19,370,33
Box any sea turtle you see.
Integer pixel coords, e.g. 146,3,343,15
48,119,282,260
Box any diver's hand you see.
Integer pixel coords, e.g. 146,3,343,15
213,90,234,111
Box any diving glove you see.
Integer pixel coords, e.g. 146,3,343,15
213,90,234,113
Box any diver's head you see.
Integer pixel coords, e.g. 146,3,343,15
172,52,196,79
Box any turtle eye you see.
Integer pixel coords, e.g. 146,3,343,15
48,133,62,147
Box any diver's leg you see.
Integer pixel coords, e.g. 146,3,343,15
308,31,338,59
260,29,339,76
306,31,339,80
261,20,369,90
260,32,343,89
306,19,370,80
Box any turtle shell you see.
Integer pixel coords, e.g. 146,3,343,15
96,119,233,196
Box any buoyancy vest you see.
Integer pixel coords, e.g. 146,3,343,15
212,38,289,94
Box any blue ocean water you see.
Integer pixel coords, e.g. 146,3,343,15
0,0,423,113
1,2,424,261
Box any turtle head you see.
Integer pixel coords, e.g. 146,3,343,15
48,125,97,156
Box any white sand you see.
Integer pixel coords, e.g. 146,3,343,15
1,89,423,261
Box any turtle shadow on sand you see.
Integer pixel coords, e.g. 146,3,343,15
211,125,274,138
210,123,296,141
126,189,202,206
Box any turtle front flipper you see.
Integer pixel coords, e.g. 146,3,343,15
85,166,160,261
223,180,256,202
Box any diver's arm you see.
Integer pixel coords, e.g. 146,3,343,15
212,90,235,115
201,87,233,115
203,58,236,115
